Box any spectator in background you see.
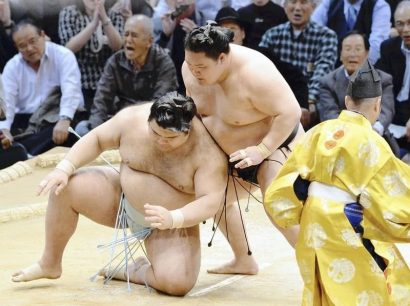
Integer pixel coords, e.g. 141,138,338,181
238,0,287,50
376,0,410,157
109,0,154,20
0,19,83,156
75,14,178,135
153,0,206,93
259,0,338,129
318,31,398,155
311,0,391,65
59,0,124,111
215,6,308,124
0,0,16,72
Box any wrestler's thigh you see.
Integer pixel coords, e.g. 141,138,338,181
145,226,201,283
61,166,121,227
257,149,290,194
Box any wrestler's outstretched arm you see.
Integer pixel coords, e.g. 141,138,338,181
37,109,127,196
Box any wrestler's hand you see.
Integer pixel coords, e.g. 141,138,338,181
37,169,69,196
144,203,173,230
229,146,266,169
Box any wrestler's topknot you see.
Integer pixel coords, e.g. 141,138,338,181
184,23,233,60
149,92,197,133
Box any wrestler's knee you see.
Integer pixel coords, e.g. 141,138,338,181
159,275,196,296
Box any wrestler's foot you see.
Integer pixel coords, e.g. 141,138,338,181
207,257,259,275
99,256,150,285
12,263,62,282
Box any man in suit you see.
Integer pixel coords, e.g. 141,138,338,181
318,31,396,153
375,0,410,153
311,0,391,65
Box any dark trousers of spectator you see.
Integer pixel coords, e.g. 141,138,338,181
11,114,77,155
82,88,96,114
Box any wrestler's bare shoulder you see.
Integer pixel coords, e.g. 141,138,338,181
231,45,277,79
190,118,226,163
110,103,153,131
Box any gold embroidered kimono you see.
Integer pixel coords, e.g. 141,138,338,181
265,111,410,306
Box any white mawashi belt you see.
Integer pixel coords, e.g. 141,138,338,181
308,181,356,204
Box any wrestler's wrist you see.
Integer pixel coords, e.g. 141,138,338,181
170,209,184,229
256,142,272,159
55,159,76,177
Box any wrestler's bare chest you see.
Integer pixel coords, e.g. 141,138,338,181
119,144,196,194
191,84,263,126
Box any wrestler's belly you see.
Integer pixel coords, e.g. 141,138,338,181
202,116,271,154
120,165,195,214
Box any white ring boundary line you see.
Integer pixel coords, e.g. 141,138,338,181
188,262,272,297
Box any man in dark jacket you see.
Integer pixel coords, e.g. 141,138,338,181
76,14,178,135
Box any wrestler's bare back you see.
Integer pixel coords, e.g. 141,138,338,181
183,44,297,155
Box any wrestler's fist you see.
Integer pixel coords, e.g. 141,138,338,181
229,146,266,169
144,203,173,230
37,169,69,196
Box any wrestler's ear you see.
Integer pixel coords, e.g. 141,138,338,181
218,53,227,64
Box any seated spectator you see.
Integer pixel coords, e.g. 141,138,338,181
215,6,308,120
311,0,391,65
259,0,338,129
0,19,83,157
376,1,410,156
59,0,125,111
318,31,398,155
75,14,178,135
238,0,288,50
153,0,206,93
0,0,16,72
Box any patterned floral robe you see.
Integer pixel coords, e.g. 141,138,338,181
265,110,410,306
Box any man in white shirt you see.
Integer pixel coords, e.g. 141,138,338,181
0,19,83,155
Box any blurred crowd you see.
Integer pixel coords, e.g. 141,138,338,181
1,0,409,168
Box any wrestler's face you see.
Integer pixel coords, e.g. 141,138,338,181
13,25,46,66
395,6,410,48
284,0,315,30
123,19,153,62
219,21,245,45
184,50,226,85
340,34,368,75
149,120,189,151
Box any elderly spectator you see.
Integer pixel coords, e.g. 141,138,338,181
59,0,124,111
376,0,410,156
259,0,338,128
0,19,83,156
238,0,288,50
318,31,398,155
76,14,178,135
311,0,391,65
